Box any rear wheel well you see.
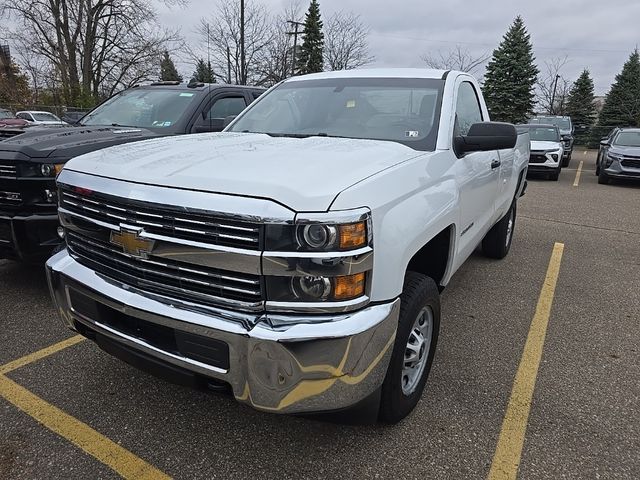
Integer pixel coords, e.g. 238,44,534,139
406,227,452,289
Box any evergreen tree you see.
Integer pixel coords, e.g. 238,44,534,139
191,59,216,83
160,51,182,82
566,69,596,144
596,49,640,131
296,0,324,75
483,16,539,124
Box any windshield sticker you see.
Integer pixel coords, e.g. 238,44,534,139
179,93,195,97
346,100,356,108
163,121,172,127
406,131,419,138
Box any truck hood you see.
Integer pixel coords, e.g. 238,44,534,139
609,145,640,157
64,132,423,212
530,140,563,151
0,125,163,159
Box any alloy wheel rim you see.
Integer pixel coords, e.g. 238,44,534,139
505,209,514,248
401,306,433,395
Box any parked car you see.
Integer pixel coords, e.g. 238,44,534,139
0,81,264,262
596,127,640,184
529,115,574,166
517,124,564,180
16,110,68,126
47,69,529,423
0,109,29,128
60,111,87,125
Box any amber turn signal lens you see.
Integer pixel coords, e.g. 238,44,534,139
54,164,64,175
338,222,367,249
333,273,366,300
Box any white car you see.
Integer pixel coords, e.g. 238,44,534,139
15,110,67,126
518,124,564,181
47,69,529,423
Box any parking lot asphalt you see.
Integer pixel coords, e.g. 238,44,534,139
0,149,638,479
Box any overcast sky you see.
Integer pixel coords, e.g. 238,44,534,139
156,0,640,96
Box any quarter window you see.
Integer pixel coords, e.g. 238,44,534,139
454,82,483,136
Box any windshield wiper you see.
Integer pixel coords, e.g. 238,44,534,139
263,132,352,139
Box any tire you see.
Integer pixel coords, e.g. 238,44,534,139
379,272,440,424
482,200,516,259
598,169,610,185
549,168,560,181
562,154,570,168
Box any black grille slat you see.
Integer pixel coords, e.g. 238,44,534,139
621,158,640,168
66,231,263,309
60,188,262,249
529,154,547,164
0,164,17,178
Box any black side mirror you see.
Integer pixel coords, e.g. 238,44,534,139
454,122,517,154
193,118,225,133
600,140,610,146
223,115,237,128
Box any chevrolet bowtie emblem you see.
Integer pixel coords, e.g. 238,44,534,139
110,227,155,258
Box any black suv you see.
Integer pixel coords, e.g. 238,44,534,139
0,82,264,262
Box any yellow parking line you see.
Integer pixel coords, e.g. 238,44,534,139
488,242,565,480
0,335,85,375
0,375,171,479
0,335,171,479
573,161,584,187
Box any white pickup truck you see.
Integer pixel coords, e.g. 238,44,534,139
46,69,529,423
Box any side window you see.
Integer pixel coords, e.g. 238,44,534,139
454,82,483,137
17,113,29,120
250,91,263,102
206,96,247,120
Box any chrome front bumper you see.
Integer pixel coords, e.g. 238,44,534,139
46,250,399,414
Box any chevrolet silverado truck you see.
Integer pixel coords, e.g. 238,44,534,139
46,69,529,423
0,82,263,262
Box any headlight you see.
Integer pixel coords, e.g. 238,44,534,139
40,163,64,177
268,272,367,303
266,208,371,252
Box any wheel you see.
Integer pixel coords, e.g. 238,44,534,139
482,200,516,259
598,169,610,185
562,154,570,168
379,272,440,424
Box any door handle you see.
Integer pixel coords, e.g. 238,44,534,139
491,159,501,169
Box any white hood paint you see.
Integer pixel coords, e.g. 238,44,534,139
64,132,424,212
530,140,563,151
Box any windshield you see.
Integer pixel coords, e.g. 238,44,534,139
0,110,13,119
228,78,445,151
613,131,640,147
82,88,200,129
527,126,560,142
530,116,572,130
32,112,60,121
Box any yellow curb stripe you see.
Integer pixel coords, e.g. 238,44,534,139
488,242,565,480
0,374,171,479
573,161,583,187
0,335,86,375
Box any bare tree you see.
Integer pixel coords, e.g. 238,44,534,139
1,0,181,105
324,12,374,71
198,0,273,85
421,46,490,75
536,56,571,115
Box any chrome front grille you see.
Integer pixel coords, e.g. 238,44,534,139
0,164,17,178
0,190,22,204
66,231,264,310
60,187,262,250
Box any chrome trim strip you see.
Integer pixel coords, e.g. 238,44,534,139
262,246,373,276
58,169,296,224
294,207,371,225
265,296,370,314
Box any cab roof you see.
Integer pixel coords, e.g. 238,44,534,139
285,68,450,82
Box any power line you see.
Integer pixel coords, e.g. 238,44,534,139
369,32,635,55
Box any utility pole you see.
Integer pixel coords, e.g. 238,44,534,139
286,20,304,77
550,74,560,115
240,0,245,84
